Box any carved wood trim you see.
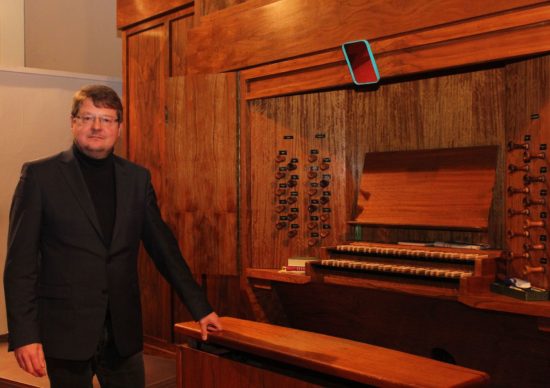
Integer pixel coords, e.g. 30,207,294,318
240,4,550,100
186,0,547,73
117,0,193,29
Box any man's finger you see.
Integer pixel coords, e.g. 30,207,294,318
29,349,46,377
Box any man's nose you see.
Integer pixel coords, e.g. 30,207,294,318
91,117,104,129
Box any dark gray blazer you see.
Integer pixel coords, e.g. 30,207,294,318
4,148,213,360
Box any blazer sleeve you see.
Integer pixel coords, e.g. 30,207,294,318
140,171,214,321
4,163,42,350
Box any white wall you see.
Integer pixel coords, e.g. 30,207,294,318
25,0,122,78
0,68,122,335
0,0,24,67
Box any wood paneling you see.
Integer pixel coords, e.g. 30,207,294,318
122,6,240,349
117,0,192,28
186,0,546,74
165,74,238,275
194,0,249,18
169,10,194,76
240,2,550,99
126,23,172,343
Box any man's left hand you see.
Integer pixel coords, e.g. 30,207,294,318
198,312,223,341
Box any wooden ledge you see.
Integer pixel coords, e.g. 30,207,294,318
245,268,311,284
175,317,489,387
459,293,550,319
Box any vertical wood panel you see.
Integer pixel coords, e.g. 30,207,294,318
127,23,172,342
169,11,194,76
165,74,238,276
117,0,192,28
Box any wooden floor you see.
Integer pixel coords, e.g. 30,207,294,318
0,342,176,387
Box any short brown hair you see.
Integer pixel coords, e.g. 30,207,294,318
71,85,123,123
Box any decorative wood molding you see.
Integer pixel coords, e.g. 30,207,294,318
240,3,550,99
186,0,547,74
117,0,193,29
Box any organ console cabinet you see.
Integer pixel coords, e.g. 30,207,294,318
118,0,550,385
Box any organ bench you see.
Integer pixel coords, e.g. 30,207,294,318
175,317,489,387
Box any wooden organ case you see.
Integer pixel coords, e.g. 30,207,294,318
313,146,502,299
117,1,550,385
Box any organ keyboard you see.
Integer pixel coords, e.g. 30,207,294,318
315,242,501,297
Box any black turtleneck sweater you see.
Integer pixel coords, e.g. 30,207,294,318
73,144,116,247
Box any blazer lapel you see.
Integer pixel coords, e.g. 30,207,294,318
112,156,131,245
58,148,104,242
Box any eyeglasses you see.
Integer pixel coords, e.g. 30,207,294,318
74,115,119,126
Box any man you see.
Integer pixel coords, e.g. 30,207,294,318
4,85,222,387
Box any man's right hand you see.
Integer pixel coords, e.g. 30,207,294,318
14,343,46,377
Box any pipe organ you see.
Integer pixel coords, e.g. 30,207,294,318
118,1,550,386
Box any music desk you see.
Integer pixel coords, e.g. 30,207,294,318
174,317,489,387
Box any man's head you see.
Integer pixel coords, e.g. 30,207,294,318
70,85,123,159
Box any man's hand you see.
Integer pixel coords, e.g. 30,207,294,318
198,312,223,341
14,343,46,377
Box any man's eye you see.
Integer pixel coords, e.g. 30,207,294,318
83,116,94,122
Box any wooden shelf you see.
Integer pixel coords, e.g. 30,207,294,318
245,268,311,284
245,267,550,321
459,293,550,319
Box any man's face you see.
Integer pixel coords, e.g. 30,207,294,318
71,98,121,159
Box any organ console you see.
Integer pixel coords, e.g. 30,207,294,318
302,146,504,298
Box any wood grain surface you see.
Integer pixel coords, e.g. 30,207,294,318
175,317,490,387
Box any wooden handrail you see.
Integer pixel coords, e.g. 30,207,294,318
175,317,489,387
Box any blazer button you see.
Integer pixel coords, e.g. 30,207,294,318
101,289,108,295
